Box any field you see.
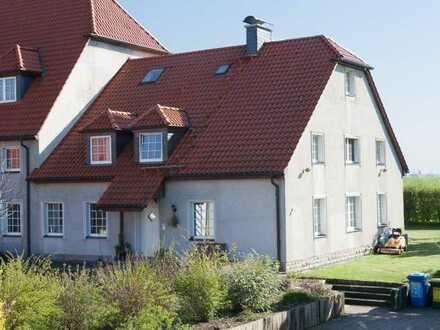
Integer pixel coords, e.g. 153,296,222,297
301,226,440,283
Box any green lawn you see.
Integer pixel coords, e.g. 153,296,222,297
301,226,440,283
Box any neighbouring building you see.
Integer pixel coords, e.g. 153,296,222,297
1,4,407,271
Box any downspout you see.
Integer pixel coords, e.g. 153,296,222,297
20,140,31,257
270,177,281,267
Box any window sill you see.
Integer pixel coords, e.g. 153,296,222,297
345,162,361,166
43,234,64,238
86,235,107,240
313,234,327,239
312,161,325,166
3,233,22,237
377,224,389,228
190,237,215,242
346,228,362,233
2,170,21,174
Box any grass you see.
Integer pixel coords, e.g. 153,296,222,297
300,226,440,283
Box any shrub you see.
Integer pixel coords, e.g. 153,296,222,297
225,254,281,312
148,247,181,280
57,267,111,330
0,255,62,330
404,177,440,225
174,248,228,323
95,258,177,329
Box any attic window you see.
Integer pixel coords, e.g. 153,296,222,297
0,77,17,103
215,64,231,75
142,68,165,83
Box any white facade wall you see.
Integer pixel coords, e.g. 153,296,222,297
283,64,404,269
159,179,278,259
0,140,38,253
37,39,148,165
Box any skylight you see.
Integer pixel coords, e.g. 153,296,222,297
142,68,165,83
215,64,231,75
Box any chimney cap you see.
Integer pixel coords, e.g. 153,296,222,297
243,16,269,26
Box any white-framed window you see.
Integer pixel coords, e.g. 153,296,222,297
191,201,215,239
377,193,388,227
0,77,17,103
345,71,355,97
1,201,22,235
311,133,325,164
87,203,107,237
376,140,386,166
346,194,362,232
312,197,327,237
345,137,360,164
90,135,112,165
44,202,64,236
1,147,20,172
139,132,163,163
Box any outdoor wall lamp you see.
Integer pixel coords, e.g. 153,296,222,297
147,212,157,222
171,204,179,227
298,167,311,179
378,168,388,177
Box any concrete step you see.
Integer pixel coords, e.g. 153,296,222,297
332,284,393,294
345,297,390,307
345,291,391,301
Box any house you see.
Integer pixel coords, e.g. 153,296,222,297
0,0,167,254
1,6,407,271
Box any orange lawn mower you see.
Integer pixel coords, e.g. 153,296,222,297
374,227,408,255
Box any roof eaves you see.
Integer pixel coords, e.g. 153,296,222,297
88,33,168,55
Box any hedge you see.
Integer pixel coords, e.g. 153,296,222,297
404,176,440,225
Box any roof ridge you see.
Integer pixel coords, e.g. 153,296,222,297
89,0,98,34
15,44,24,70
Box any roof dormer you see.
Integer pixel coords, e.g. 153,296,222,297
0,45,43,103
130,104,189,165
80,109,134,166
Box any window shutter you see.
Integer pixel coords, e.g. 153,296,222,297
208,202,215,237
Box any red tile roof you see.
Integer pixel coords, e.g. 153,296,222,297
0,45,42,75
130,104,189,130
31,35,408,209
90,0,167,53
80,109,134,132
0,0,165,140
324,37,370,68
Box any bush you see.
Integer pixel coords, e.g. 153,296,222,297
95,258,178,329
0,255,62,330
225,254,281,312
57,267,111,330
404,177,440,225
174,248,228,323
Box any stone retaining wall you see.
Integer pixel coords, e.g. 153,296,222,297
227,293,344,330
284,246,372,272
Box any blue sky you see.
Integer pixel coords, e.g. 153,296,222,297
120,0,440,174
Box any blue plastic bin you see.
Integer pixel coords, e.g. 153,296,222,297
407,272,430,307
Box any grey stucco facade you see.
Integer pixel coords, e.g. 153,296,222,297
1,63,405,271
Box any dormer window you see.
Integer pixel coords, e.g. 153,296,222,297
90,135,112,165
139,132,163,163
0,77,17,103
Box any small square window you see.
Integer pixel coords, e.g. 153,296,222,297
0,77,17,103
345,137,360,164
313,197,326,237
311,133,325,164
90,136,112,165
346,194,362,232
376,140,386,166
377,193,388,227
192,201,215,239
142,68,165,83
215,64,231,75
139,132,163,163
1,147,20,172
345,71,355,97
